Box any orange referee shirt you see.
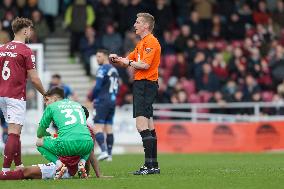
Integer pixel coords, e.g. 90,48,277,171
127,33,161,81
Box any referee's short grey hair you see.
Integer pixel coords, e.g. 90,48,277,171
137,13,155,32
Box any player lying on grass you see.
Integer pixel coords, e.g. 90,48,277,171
0,149,102,180
36,87,94,179
0,106,102,180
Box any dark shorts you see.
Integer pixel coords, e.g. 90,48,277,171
94,102,115,125
133,80,158,119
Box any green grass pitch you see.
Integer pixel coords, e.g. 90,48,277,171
0,153,283,189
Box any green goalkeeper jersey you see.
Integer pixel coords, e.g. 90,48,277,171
37,99,92,141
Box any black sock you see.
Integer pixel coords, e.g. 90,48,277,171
139,129,153,168
151,129,158,168
106,134,114,156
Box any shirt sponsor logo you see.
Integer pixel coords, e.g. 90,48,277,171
0,52,17,57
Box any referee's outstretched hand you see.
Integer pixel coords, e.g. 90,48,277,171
109,54,128,68
109,54,118,63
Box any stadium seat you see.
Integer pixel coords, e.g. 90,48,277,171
261,91,274,102
199,91,213,103
181,79,196,94
162,55,177,82
188,93,201,103
164,54,177,69
214,40,227,51
196,41,208,49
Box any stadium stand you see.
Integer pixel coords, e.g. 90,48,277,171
1,0,284,116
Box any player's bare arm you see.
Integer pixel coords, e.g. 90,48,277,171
88,152,113,179
27,69,46,96
109,54,150,70
88,151,101,178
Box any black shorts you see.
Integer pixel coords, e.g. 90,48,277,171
133,80,158,119
94,102,115,125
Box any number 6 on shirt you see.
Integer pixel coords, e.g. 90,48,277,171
2,61,11,80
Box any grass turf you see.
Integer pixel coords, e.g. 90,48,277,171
0,153,283,189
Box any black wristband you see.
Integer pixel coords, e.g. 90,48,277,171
129,60,133,66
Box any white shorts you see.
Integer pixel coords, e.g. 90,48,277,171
0,97,26,125
36,163,71,180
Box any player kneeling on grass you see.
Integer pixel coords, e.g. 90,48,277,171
36,87,94,179
0,106,104,180
0,153,107,180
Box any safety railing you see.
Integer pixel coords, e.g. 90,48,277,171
120,102,284,122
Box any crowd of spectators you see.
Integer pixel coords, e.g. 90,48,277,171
0,0,61,43
115,0,284,116
2,0,284,115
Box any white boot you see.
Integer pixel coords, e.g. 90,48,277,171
97,151,108,161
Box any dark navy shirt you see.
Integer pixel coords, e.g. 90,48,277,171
91,63,119,104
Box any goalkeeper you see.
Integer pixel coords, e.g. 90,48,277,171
36,87,94,179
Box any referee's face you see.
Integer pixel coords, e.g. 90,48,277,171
134,17,145,35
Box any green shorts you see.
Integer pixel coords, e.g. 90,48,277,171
42,136,94,160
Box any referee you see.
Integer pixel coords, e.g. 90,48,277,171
110,13,161,175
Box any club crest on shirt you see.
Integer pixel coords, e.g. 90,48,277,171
31,55,36,62
97,69,104,78
145,48,152,53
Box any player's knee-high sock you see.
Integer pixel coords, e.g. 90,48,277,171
37,147,58,163
150,129,158,168
139,129,154,168
95,132,107,152
0,169,24,180
14,137,22,166
106,134,114,156
2,134,19,170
